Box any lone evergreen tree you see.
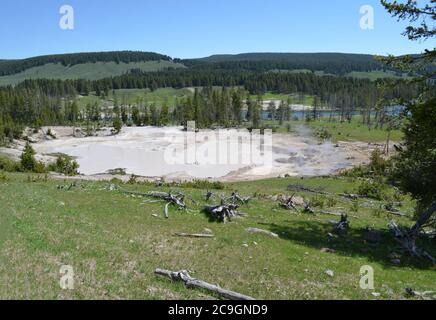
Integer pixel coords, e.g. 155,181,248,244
20,142,37,172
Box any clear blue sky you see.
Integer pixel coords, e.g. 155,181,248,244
0,0,431,59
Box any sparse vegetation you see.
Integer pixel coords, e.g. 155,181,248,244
47,155,79,176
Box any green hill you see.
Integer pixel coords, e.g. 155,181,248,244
194,52,380,63
184,52,402,77
0,51,411,86
0,60,185,86
0,51,185,86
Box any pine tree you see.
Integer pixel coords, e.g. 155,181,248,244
160,103,169,126
20,142,38,172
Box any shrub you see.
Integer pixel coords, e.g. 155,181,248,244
308,195,326,209
20,143,40,172
128,174,138,184
317,128,332,141
350,200,359,213
113,117,122,133
326,196,338,207
357,179,386,200
26,174,49,183
48,155,79,176
341,150,391,179
0,172,9,182
369,149,390,175
179,179,225,190
0,156,21,172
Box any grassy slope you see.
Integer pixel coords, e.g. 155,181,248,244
274,70,405,81
0,173,434,299
0,60,185,86
77,88,193,109
347,71,410,81
303,117,403,143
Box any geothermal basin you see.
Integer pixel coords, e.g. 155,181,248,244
30,126,370,181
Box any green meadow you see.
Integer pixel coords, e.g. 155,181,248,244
0,172,434,299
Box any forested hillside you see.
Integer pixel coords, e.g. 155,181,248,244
183,52,395,75
0,51,173,76
0,51,409,87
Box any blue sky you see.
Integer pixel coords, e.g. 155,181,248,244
0,0,432,59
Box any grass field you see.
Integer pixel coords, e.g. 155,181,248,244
0,172,434,299
256,117,402,143
347,71,410,81
0,60,185,86
303,117,403,143
273,69,406,81
251,92,315,106
77,89,314,109
77,88,193,109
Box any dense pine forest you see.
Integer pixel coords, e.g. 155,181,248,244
0,51,173,76
0,50,434,144
183,52,393,75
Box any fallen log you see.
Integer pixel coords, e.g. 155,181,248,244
287,184,328,195
385,210,407,217
331,214,349,235
340,193,360,200
228,192,251,204
303,205,315,214
405,288,436,300
384,204,407,217
174,233,215,238
279,195,298,211
246,228,279,238
155,269,255,300
389,221,435,263
204,202,240,223
114,185,187,218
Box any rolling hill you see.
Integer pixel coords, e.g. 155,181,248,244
0,51,185,86
0,51,407,86
0,61,185,86
183,52,395,75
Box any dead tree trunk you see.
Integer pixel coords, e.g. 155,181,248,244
409,201,436,239
389,221,435,263
204,202,240,223
115,185,187,217
155,269,255,300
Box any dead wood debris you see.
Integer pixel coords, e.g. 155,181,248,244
204,202,241,223
279,195,298,211
228,192,251,204
287,184,327,195
112,185,187,218
405,288,436,300
331,214,349,235
389,221,436,264
204,192,250,223
384,204,407,217
174,233,215,239
154,269,255,300
246,228,279,238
